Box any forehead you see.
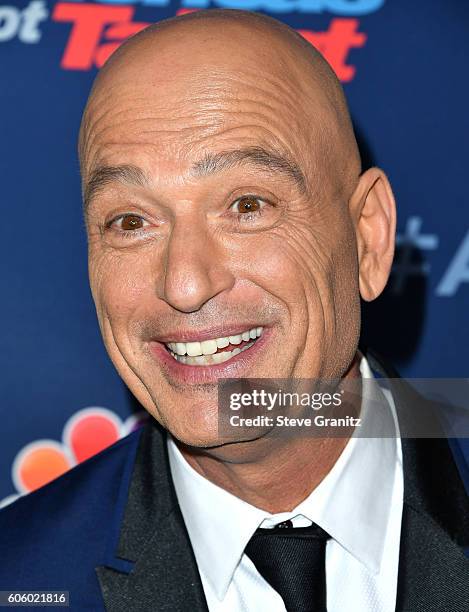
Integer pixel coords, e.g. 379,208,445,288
87,81,299,171
81,36,329,181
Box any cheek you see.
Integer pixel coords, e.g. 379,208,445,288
241,212,359,347
229,230,311,320
238,222,332,309
89,248,154,330
230,229,318,345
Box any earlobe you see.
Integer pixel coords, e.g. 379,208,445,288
350,167,397,302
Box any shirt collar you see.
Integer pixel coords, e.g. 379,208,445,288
167,355,399,600
168,437,266,600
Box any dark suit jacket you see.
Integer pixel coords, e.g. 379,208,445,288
0,351,468,611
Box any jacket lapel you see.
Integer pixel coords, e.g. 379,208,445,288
365,349,469,612
95,422,208,612
396,488,469,612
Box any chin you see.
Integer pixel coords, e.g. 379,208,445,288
146,398,221,447
153,403,265,449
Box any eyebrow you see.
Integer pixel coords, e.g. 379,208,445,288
83,164,150,214
83,146,306,213
191,146,307,192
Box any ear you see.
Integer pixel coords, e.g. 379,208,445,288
349,167,396,302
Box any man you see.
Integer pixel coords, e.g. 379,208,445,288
0,9,467,612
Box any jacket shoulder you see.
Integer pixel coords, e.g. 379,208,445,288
0,426,144,598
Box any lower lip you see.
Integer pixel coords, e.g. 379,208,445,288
148,330,270,385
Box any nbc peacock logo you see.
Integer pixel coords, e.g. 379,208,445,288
0,407,148,508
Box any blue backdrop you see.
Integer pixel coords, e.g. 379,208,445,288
1,0,468,505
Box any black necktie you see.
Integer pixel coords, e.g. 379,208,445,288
245,520,330,612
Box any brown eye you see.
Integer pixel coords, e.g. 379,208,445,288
235,196,261,214
120,215,144,230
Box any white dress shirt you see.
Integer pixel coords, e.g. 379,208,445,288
168,356,403,612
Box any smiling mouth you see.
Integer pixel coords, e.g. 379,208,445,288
164,326,264,366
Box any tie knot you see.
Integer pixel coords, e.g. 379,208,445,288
245,520,330,611
254,520,331,541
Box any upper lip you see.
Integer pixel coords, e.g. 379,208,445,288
151,324,265,344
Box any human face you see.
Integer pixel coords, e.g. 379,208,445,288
83,45,361,448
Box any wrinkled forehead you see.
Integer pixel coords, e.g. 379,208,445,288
79,19,347,195
83,77,319,176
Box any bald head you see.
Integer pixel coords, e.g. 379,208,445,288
79,9,360,202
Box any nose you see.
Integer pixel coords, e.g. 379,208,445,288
160,215,235,313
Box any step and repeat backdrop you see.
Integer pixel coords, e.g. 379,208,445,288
1,0,468,506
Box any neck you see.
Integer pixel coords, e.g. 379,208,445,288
178,356,362,513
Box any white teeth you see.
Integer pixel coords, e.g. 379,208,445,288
212,351,230,364
186,341,202,357
201,339,217,355
216,337,230,349
175,342,186,356
166,327,263,359
168,341,256,366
